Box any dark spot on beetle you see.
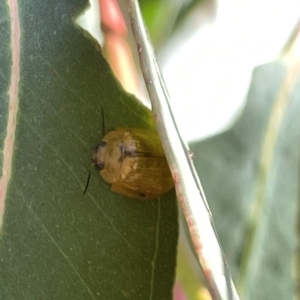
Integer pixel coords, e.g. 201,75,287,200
125,150,136,157
119,143,125,154
96,162,105,171
98,141,106,148
139,193,146,198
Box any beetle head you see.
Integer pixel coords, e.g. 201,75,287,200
92,141,106,170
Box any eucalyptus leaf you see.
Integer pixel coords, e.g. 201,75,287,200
0,1,178,299
191,62,300,300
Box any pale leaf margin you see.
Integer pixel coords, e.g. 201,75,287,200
127,1,239,299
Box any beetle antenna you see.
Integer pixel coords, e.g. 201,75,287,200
83,163,95,195
83,170,91,195
84,108,105,196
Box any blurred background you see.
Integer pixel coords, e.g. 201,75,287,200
77,0,300,299
78,0,300,141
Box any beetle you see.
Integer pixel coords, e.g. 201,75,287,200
92,128,174,199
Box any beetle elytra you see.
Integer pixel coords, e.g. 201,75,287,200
92,128,174,199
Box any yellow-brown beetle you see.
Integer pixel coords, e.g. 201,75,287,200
92,128,174,199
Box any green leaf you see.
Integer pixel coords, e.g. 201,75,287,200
139,0,206,47
190,62,300,299
0,1,178,299
139,0,181,47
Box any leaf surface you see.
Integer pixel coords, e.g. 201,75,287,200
0,1,178,299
